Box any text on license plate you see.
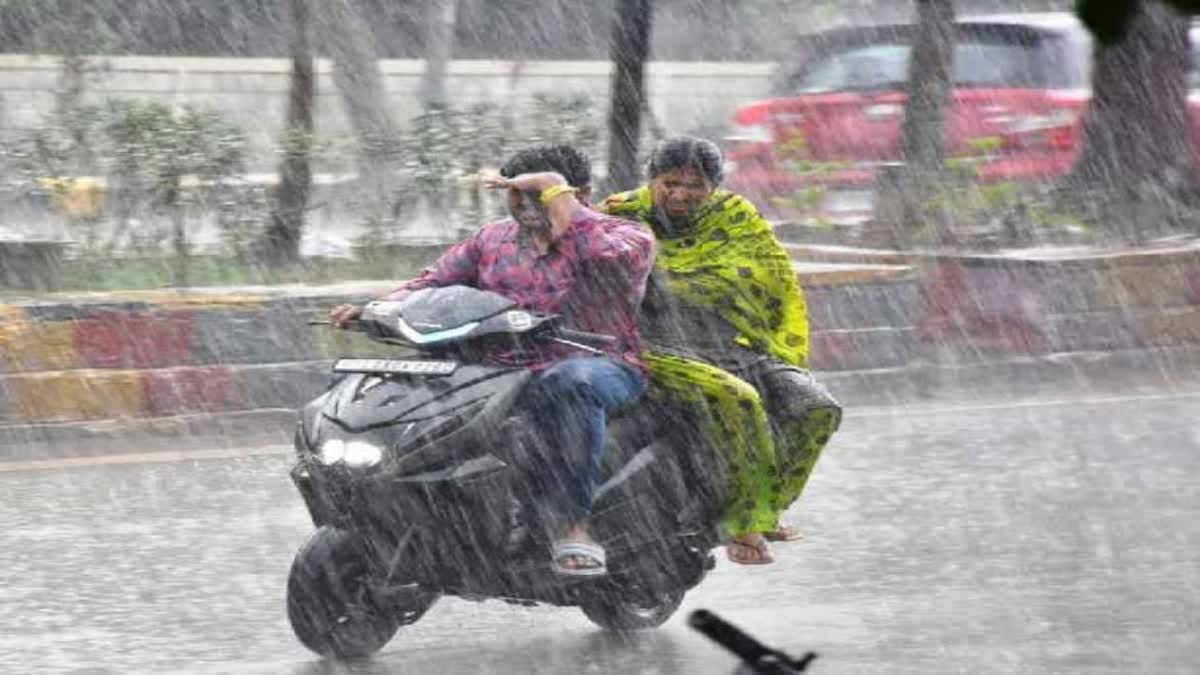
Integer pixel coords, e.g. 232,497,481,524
333,358,458,375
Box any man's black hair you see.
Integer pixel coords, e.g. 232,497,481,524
646,136,724,185
500,144,592,188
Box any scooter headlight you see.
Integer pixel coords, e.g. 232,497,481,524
317,438,346,465
343,440,384,468
316,438,384,468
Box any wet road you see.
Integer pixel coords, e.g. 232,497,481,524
4,389,1200,674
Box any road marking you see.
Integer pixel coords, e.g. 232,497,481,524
0,444,289,473
848,389,1200,418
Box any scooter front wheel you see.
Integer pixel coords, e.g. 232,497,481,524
287,526,418,659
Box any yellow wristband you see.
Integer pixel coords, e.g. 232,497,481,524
539,184,578,206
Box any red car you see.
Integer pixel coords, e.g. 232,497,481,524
724,12,1200,223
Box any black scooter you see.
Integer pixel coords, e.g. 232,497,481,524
287,285,724,659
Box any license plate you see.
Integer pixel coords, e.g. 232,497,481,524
333,358,458,375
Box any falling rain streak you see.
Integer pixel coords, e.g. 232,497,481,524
2,1,1200,673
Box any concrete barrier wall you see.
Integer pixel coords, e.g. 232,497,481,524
911,248,1200,355
786,244,1200,353
0,289,386,425
0,266,918,426
5,244,1200,430
0,55,775,170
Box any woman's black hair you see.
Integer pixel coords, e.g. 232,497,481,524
646,136,724,185
500,144,592,188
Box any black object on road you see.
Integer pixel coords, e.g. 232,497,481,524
688,609,818,674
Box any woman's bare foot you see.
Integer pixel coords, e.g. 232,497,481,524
726,532,775,565
764,523,804,542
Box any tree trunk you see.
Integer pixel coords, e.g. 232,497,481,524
1066,0,1193,243
872,0,956,246
902,0,955,178
263,0,314,267
605,0,654,194
154,170,189,287
171,196,189,288
421,0,458,107
317,0,401,217
47,2,101,175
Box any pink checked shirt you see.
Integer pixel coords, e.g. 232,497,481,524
383,207,655,372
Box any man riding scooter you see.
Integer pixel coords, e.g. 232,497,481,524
330,144,654,577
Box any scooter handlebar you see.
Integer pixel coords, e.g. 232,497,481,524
307,319,365,331
556,328,617,346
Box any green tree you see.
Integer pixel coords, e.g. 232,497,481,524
105,102,246,285
1069,0,1195,242
1076,0,1200,44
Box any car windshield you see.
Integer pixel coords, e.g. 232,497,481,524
794,39,1046,93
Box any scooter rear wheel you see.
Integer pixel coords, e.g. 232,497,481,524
579,588,685,631
287,526,420,659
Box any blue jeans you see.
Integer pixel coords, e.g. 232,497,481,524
523,357,646,526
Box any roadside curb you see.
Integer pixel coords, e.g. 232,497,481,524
6,343,1200,462
0,361,334,425
791,261,916,287
0,408,296,461
821,343,1200,407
